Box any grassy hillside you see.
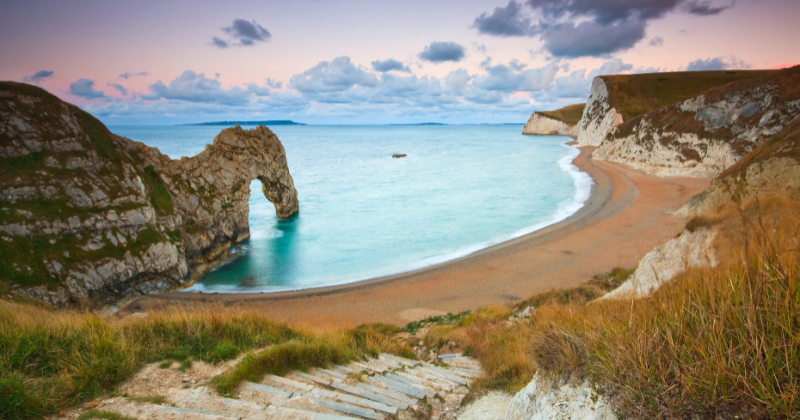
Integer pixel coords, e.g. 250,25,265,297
602,70,773,120
534,103,586,125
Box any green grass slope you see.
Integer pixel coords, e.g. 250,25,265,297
601,70,772,120
534,103,586,125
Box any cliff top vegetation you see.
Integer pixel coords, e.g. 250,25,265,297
534,103,586,126
601,70,773,121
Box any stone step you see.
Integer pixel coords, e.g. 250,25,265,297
369,357,401,370
383,373,438,396
350,361,387,374
263,405,359,420
379,353,420,368
421,361,481,378
309,385,399,415
414,365,470,385
353,382,418,407
316,367,348,380
239,381,295,405
333,364,356,374
167,387,269,419
368,375,430,400
309,396,381,420
325,380,410,410
263,373,315,393
294,371,335,387
105,401,239,420
392,371,453,393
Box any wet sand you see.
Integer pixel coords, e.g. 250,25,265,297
125,146,710,328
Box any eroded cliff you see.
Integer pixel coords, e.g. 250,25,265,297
522,104,584,137
604,113,800,299
594,66,800,177
0,82,298,307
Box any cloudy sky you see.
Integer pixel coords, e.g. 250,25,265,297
1,0,798,124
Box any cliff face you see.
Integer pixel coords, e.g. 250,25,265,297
604,114,800,299
594,66,800,177
522,104,584,137
0,82,298,307
576,78,625,146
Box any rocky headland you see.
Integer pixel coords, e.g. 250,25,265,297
521,103,585,137
0,82,298,307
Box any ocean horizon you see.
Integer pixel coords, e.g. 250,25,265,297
110,124,592,293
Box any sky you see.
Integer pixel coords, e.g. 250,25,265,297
1,0,798,125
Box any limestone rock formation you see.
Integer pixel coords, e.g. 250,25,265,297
575,70,771,149
522,104,584,137
594,66,800,177
502,373,615,420
0,82,298,307
522,113,579,137
604,113,800,300
577,78,624,146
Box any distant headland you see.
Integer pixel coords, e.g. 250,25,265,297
182,120,307,126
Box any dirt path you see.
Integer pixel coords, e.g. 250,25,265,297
124,147,710,328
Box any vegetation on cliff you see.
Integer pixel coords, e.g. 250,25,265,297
0,82,299,307
601,70,771,121
534,103,586,126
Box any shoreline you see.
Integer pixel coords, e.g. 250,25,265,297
123,146,710,328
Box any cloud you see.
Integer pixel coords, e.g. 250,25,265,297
542,17,646,57
588,58,633,78
473,61,558,92
472,0,533,37
472,0,734,58
371,59,412,73
290,56,378,93
648,36,664,46
119,71,148,79
686,56,749,71
107,83,128,95
212,19,271,48
683,1,732,15
246,83,271,96
69,78,107,99
444,69,472,95
266,78,282,89
23,70,54,84
419,41,466,63
211,37,228,48
142,71,251,105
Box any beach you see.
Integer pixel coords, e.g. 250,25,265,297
124,146,710,328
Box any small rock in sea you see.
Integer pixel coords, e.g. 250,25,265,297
392,153,407,158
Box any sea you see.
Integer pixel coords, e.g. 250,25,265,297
109,124,592,293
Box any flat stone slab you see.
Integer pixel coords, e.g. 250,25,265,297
380,353,420,367
317,367,348,380
355,381,418,406
309,386,398,415
384,373,438,395
309,396,379,419
414,366,470,385
264,373,315,393
327,381,409,410
370,375,430,399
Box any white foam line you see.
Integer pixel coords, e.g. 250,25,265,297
183,140,594,294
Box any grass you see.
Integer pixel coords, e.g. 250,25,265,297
0,305,412,419
602,70,772,120
141,165,174,215
419,196,800,419
535,103,586,125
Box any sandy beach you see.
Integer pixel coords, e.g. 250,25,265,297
125,146,710,328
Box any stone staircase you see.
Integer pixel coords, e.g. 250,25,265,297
64,353,482,420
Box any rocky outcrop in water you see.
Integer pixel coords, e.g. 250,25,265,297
0,82,298,307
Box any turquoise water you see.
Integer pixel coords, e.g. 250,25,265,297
110,125,592,292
